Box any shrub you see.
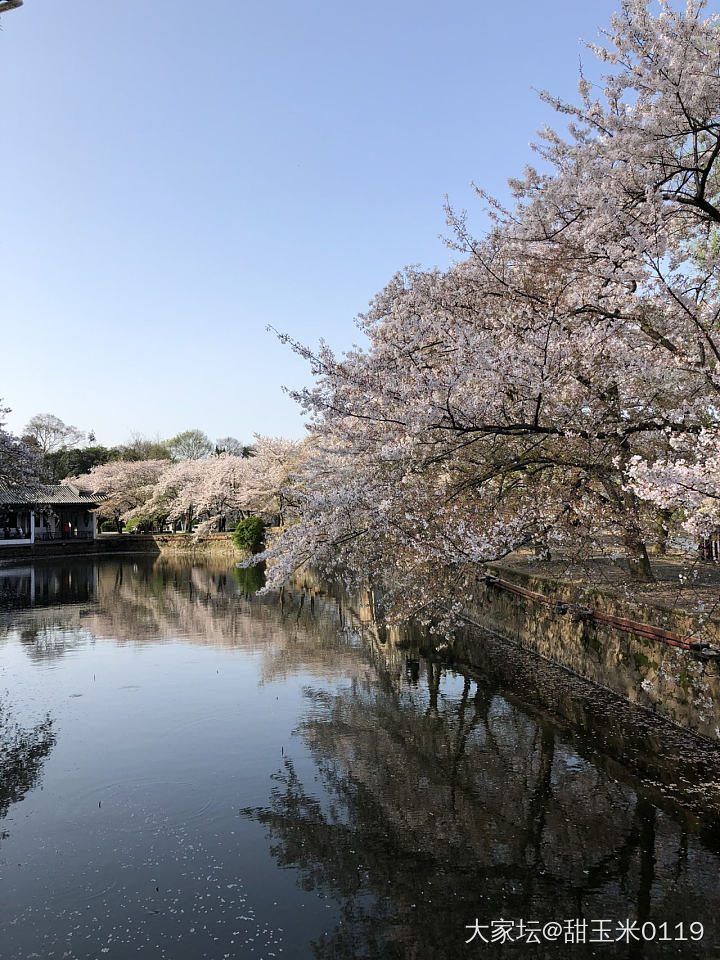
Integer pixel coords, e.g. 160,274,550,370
232,516,265,553
100,520,117,533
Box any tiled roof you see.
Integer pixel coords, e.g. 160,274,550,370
0,483,101,507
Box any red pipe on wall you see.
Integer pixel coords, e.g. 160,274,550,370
482,573,719,658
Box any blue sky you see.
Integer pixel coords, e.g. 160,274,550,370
2,0,627,446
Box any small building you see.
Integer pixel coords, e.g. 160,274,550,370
0,483,100,546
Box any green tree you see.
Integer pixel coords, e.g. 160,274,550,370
44,446,114,482
168,429,213,461
115,433,172,462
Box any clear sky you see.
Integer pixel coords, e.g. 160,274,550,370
2,0,628,447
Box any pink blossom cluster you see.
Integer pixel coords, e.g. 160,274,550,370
627,430,720,538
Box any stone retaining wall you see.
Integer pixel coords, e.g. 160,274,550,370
463,566,720,740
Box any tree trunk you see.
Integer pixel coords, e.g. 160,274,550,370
623,529,655,582
601,471,655,583
649,508,672,556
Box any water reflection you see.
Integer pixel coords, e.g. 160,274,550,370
0,562,97,608
0,557,719,959
233,562,266,595
0,557,367,682
0,705,55,841
240,647,720,958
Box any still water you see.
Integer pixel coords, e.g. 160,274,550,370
1,556,720,960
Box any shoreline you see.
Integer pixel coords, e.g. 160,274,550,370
4,546,720,739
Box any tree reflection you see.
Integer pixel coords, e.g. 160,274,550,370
241,653,720,959
232,562,265,594
1,557,368,682
5,556,720,957
0,704,55,840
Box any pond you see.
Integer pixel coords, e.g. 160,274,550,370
1,556,720,959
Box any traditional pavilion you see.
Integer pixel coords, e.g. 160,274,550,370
0,483,101,546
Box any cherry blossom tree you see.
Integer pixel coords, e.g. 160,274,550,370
493,0,720,556
68,439,309,537
59,4,720,622
259,306,651,624
128,459,206,531
242,436,306,525
0,401,39,488
444,0,720,564
71,460,168,532
186,454,252,534
255,0,720,621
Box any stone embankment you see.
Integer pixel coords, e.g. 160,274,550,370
461,561,720,740
299,558,720,740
